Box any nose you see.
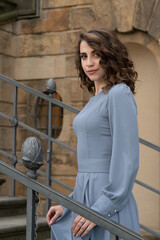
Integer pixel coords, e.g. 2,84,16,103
87,56,94,67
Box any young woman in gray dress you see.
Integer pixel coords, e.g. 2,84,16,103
46,28,140,240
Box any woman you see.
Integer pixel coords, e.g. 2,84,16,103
46,28,140,240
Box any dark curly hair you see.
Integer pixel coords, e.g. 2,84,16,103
75,28,138,95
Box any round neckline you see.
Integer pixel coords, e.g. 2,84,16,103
92,90,103,98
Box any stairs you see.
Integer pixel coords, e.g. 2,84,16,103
0,196,50,240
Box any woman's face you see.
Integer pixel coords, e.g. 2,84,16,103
80,40,106,84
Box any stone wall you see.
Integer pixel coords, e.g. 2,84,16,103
0,0,160,231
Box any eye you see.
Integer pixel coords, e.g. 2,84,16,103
94,52,100,58
80,54,87,60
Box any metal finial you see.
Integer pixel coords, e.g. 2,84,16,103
46,78,56,93
21,137,43,179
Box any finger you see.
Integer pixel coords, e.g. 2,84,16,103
75,221,88,237
49,212,60,226
46,208,54,225
81,223,96,237
72,217,86,236
72,215,82,231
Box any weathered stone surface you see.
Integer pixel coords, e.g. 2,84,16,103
71,79,84,102
79,0,93,3
15,55,66,80
0,80,13,103
0,30,15,57
61,30,80,54
16,33,61,57
66,55,77,77
15,9,70,35
133,0,155,31
94,0,116,30
0,22,14,33
0,55,15,78
70,7,97,30
0,127,12,150
117,31,152,47
111,0,137,32
0,103,13,127
148,1,160,41
42,0,79,8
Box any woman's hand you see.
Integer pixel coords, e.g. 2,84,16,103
46,205,63,226
72,215,96,237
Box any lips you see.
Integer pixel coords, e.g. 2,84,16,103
87,70,98,74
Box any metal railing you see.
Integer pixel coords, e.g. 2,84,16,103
0,74,159,238
0,160,144,240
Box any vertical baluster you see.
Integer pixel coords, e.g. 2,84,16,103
110,233,119,240
46,78,56,213
10,86,18,196
21,137,43,240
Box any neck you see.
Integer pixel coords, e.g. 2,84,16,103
94,82,106,95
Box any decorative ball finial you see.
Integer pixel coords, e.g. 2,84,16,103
46,78,56,94
21,137,43,179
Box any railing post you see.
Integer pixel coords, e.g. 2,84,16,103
10,86,18,196
21,137,43,240
110,233,118,240
45,78,56,213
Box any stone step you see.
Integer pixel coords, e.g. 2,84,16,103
0,196,26,217
0,215,50,240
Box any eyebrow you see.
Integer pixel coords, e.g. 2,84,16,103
80,50,96,54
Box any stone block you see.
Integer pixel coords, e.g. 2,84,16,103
93,0,116,30
111,0,137,32
15,55,66,80
133,0,155,32
0,127,12,150
0,175,11,196
15,9,70,35
51,176,76,195
148,1,160,41
0,30,15,57
71,79,84,102
16,33,61,57
79,0,93,4
0,55,15,78
42,0,79,8
0,22,14,33
52,163,77,176
66,55,77,77
61,30,80,54
0,79,13,103
70,7,97,30
0,103,13,127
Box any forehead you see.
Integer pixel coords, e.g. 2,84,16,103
80,40,94,53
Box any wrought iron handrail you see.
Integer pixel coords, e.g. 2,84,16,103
0,160,144,240
0,73,160,238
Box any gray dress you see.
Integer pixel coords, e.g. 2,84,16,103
51,83,140,240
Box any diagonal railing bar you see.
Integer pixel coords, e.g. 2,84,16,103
0,160,144,240
139,138,160,152
0,74,79,114
135,179,160,195
0,112,76,154
140,224,160,238
0,149,73,191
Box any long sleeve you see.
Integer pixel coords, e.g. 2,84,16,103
91,84,139,218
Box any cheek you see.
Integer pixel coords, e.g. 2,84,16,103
81,61,86,72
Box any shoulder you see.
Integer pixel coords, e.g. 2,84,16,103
107,83,137,111
108,83,132,98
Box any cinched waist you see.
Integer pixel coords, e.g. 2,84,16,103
78,158,110,173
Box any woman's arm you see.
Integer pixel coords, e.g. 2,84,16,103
91,84,139,217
